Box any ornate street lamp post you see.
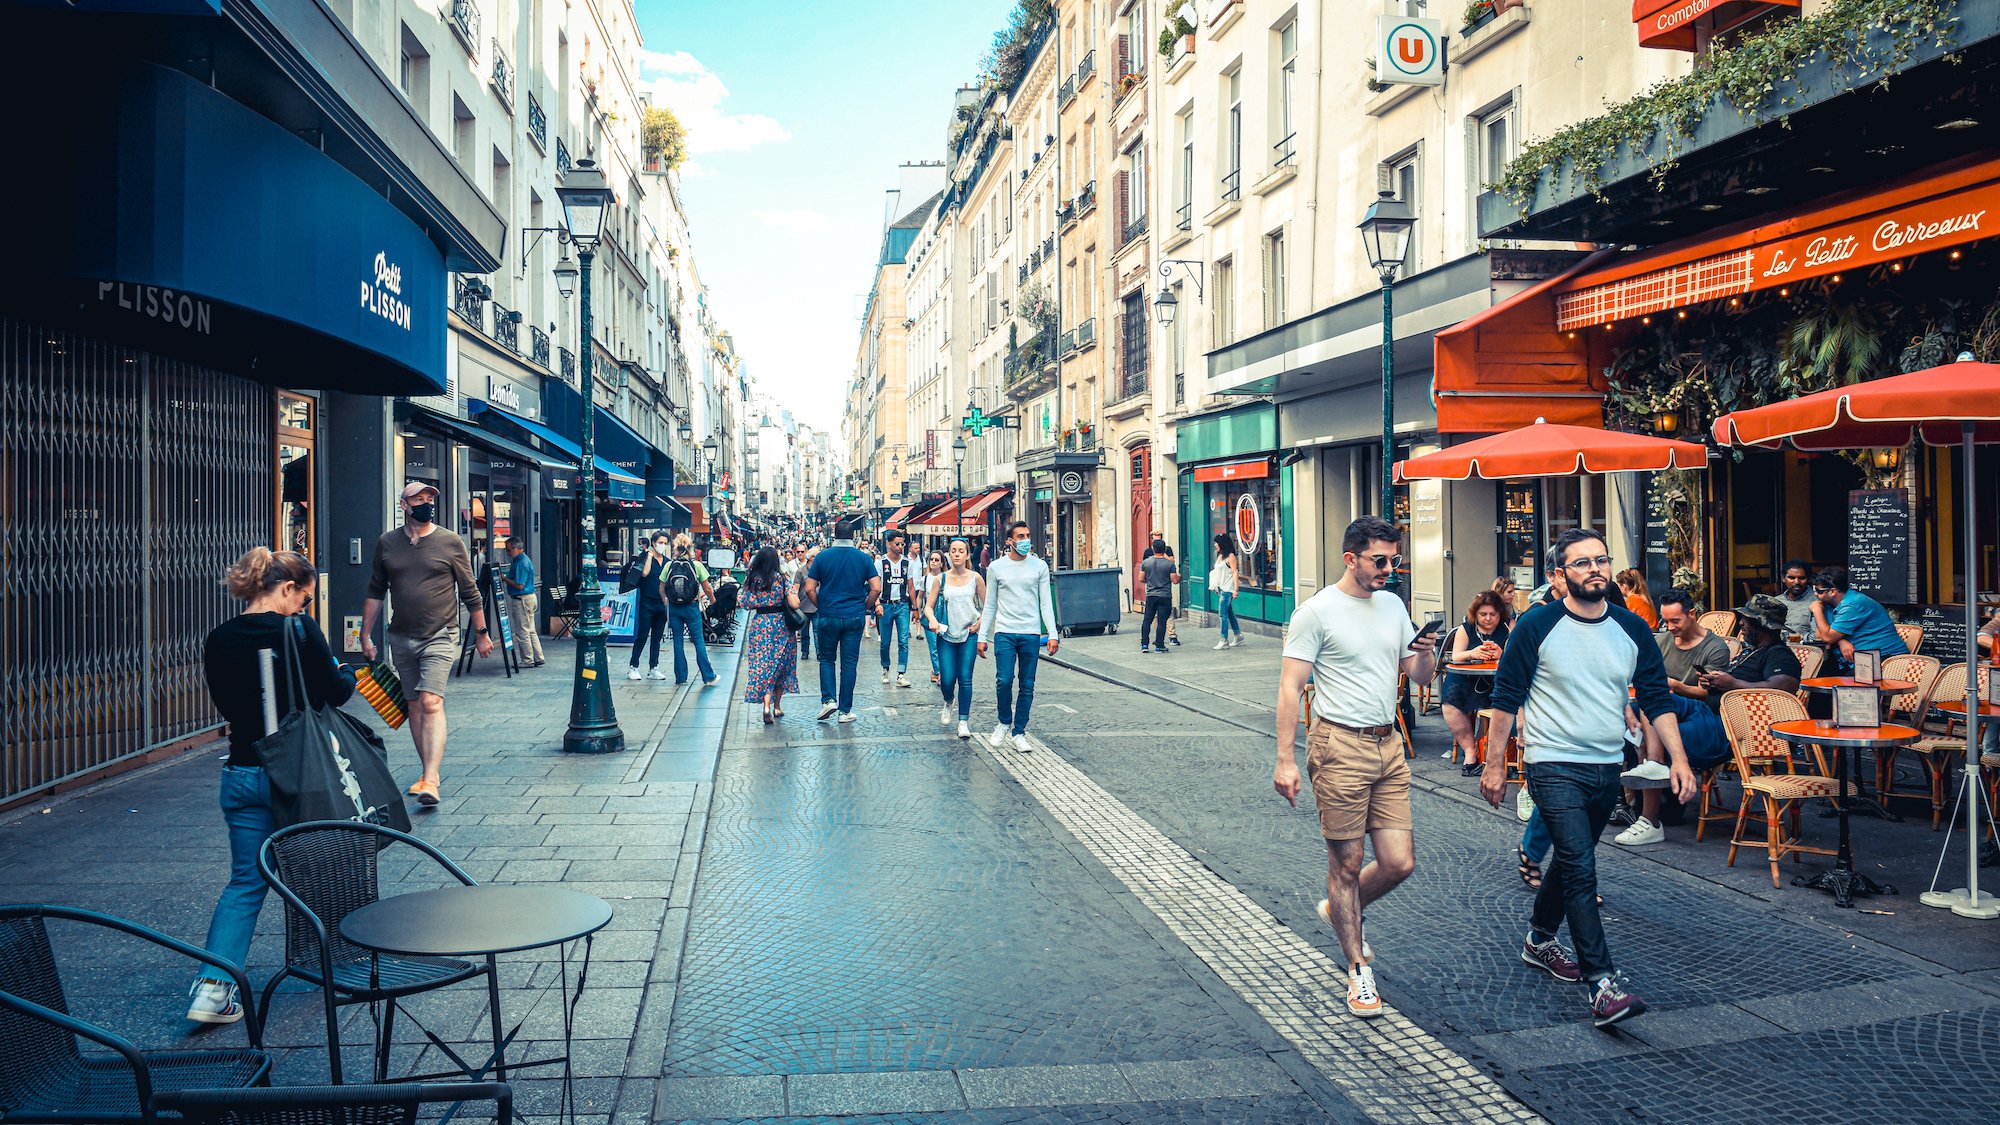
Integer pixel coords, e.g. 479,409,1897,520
555,159,624,754
952,434,967,535
1358,189,1416,590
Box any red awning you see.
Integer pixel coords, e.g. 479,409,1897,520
1713,358,2000,449
1634,0,1796,52
884,504,916,527
906,489,1010,533
1395,420,1707,482
1430,252,1614,435
1191,458,1272,483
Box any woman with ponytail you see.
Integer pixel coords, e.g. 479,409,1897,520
185,546,354,1025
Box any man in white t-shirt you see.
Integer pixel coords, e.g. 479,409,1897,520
1274,516,1437,1019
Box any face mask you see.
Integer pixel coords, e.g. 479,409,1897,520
1012,538,1032,556
655,543,669,556
407,502,437,525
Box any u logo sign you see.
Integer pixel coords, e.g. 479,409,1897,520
1386,23,1438,74
1396,36,1426,65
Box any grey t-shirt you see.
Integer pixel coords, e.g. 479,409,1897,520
1777,590,1817,637
1140,555,1177,599
1658,630,1733,684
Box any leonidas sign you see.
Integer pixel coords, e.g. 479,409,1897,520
1634,0,1797,52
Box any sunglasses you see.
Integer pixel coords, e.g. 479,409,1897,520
1358,553,1405,570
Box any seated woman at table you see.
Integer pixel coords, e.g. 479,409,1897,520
1617,594,1802,847
1440,591,1511,778
1616,568,1660,630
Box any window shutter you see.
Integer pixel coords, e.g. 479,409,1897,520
1260,236,1274,330
1117,34,1129,80
1377,161,1392,195
1116,170,1130,244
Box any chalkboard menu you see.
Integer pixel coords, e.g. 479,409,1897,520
1847,489,1910,602
1912,604,1972,664
1643,474,1672,596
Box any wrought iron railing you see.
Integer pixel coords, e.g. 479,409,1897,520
1122,213,1147,246
1113,369,1150,403
1059,328,1077,356
1273,132,1296,167
1078,179,1097,215
1017,262,1029,284
527,93,546,149
1061,429,1097,451
1176,201,1192,232
1041,234,1054,260
1221,169,1242,202
1058,199,1076,227
1076,318,1097,349
556,137,572,178
491,302,519,351
530,325,550,368
446,0,479,54
1059,75,1077,106
452,276,484,327
1078,49,1096,81
490,39,513,108
559,346,577,384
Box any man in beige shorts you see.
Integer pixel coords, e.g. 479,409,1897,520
1274,516,1437,1018
359,482,492,806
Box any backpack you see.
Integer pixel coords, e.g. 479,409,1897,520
664,559,700,606
618,560,644,594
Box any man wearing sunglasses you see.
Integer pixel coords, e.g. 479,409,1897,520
1482,528,1694,1029
1274,516,1437,1019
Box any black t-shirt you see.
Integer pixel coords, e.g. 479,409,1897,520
1709,641,1803,712
203,612,357,767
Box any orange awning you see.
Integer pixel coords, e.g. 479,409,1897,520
884,504,916,527
682,496,709,533
1712,357,2000,449
906,488,1010,533
1634,0,1796,52
1396,419,1707,482
1431,252,1613,434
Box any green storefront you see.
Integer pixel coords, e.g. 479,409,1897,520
1175,402,1294,627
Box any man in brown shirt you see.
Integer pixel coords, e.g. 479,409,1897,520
360,482,491,805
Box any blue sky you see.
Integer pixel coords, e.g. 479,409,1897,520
633,0,1015,442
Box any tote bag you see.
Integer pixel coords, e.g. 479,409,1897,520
257,619,412,835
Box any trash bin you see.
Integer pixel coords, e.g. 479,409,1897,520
1052,567,1123,636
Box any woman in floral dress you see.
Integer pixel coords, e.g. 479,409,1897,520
741,546,801,723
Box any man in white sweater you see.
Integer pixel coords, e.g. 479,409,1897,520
978,520,1058,752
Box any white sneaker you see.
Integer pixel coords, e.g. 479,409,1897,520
1516,787,1536,823
1346,964,1383,1018
940,707,953,726
837,711,857,723
185,979,242,1025
1230,635,1244,648
1614,817,1665,846
957,721,971,739
881,669,891,683
1315,899,1374,964
646,668,668,681
897,673,911,688
1620,761,1674,790
627,668,643,681
817,701,838,720
1214,639,1229,650
991,723,1009,744
1010,732,1034,753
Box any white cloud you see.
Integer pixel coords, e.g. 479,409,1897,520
637,49,790,155
751,208,830,232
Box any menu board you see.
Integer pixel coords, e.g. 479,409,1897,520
1847,489,1910,602
1912,604,1972,664
1643,473,1673,596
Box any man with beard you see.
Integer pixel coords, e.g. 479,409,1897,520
1482,529,1694,1029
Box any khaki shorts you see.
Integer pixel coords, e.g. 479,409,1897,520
388,627,459,698
1304,718,1413,841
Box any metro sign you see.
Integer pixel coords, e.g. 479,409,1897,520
1376,15,1443,88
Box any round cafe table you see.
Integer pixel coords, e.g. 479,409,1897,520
1796,678,1917,821
1769,720,1918,908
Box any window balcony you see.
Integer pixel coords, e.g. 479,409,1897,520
1221,169,1242,203
559,347,577,385
1175,201,1192,232
1076,317,1097,351
1078,179,1097,216
1078,49,1096,82
452,276,485,328
555,137,572,178
530,325,551,369
527,93,546,152
1059,74,1077,107
491,302,519,351
1121,213,1147,247
490,40,513,112
445,0,479,56
1041,234,1054,260
1273,131,1296,168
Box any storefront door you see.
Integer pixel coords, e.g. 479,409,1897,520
1130,444,1153,602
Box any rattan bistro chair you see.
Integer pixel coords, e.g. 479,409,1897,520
257,822,495,1084
154,1081,511,1124
1719,689,1856,887
1699,610,1739,638
1889,662,1971,830
0,905,270,1123
1895,621,1925,656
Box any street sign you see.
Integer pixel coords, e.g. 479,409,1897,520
1376,15,1444,87
1056,469,1091,502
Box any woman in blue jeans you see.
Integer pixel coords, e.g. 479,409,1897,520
188,547,355,1024
924,539,985,739
1210,533,1243,648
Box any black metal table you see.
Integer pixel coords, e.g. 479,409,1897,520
1770,720,1918,908
341,885,612,1121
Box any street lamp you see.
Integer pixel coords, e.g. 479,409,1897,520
952,434,967,536
1154,259,1206,326
554,157,623,755
1359,188,1415,588
552,248,578,299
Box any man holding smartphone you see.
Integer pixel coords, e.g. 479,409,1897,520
1274,516,1437,1019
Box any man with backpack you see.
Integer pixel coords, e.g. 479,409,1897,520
663,533,719,687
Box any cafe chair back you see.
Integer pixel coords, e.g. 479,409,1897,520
1895,621,1925,656
1787,644,1825,695
256,821,492,1085
1699,610,1738,638
153,1080,511,1124
1890,662,1970,830
0,904,270,1123
1719,689,1854,887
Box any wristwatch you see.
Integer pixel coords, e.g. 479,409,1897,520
477,627,490,637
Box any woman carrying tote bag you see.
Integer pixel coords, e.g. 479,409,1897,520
1208,533,1244,649
186,547,355,1026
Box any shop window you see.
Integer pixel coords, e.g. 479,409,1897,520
1215,257,1235,345
1380,144,1422,271
277,393,315,563
1209,473,1283,593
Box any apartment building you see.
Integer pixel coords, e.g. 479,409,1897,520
949,79,1024,504
846,182,940,525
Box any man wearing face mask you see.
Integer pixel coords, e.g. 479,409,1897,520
361,482,492,806
978,521,1057,753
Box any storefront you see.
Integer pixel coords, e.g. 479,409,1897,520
1173,402,1294,627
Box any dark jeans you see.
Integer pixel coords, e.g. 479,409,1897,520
799,611,815,659
993,632,1041,735
815,615,865,713
1526,761,1623,983
1142,595,1172,648
630,601,667,669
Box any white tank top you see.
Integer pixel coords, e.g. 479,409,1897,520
937,574,982,642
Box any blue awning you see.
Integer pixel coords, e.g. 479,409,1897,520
542,379,670,481
469,400,645,502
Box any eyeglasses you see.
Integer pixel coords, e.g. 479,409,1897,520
1359,553,1405,570
1561,555,1616,573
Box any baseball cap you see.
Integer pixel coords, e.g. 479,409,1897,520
400,481,439,501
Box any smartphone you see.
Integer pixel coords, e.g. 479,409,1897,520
1410,618,1444,649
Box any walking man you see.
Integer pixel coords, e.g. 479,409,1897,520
978,520,1057,753
663,533,719,687
1139,540,1177,654
502,536,545,667
360,482,492,806
877,529,917,687
1482,528,1694,1028
806,517,880,722
1273,516,1436,1018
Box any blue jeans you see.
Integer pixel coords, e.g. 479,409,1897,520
878,602,911,673
924,621,943,678
668,603,715,684
993,633,1042,735
936,636,977,720
1525,761,1623,982
816,615,865,713
629,601,667,670
201,766,275,981
1521,806,1551,863
1218,593,1241,639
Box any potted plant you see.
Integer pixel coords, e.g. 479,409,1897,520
1157,0,1195,60
1117,72,1142,97
1463,0,1497,31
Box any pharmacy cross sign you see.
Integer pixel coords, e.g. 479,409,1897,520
962,406,994,436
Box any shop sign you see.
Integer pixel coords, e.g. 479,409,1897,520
360,252,412,332
1375,15,1443,88
487,375,523,412
95,281,214,335
1192,458,1272,483
1056,469,1091,501
1233,493,1262,556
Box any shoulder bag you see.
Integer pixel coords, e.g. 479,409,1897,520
257,619,412,835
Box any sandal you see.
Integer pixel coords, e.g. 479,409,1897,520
1517,848,1542,890
761,701,774,724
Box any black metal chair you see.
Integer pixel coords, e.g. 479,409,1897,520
154,1081,510,1123
0,904,270,1123
546,583,578,638
256,822,495,1084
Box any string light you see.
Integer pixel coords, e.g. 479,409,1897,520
1676,310,1687,319
1641,316,1652,325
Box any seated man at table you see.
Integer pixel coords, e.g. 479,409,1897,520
1810,566,1907,671
1618,595,1803,846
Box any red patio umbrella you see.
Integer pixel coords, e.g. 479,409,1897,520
1712,354,2000,921
1394,418,1707,482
